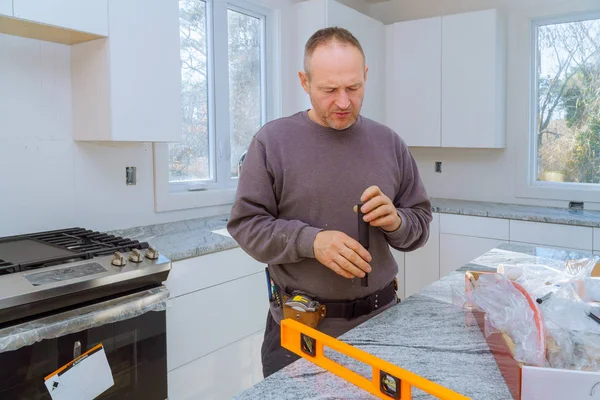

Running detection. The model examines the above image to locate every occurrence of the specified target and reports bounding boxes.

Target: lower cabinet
[440,234,507,277]
[404,213,440,298]
[168,330,264,400]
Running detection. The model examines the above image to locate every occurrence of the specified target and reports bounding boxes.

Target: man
[227,27,432,378]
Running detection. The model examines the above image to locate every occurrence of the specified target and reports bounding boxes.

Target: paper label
[44,343,114,400]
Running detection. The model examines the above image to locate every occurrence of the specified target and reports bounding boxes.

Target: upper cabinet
[0,0,12,17]
[385,9,507,148]
[295,0,386,124]
[71,0,182,142]
[441,9,506,148]
[0,0,107,45]
[385,17,441,147]
[13,0,108,36]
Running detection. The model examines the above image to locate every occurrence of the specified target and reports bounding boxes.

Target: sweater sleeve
[381,137,433,252]
[226,135,322,264]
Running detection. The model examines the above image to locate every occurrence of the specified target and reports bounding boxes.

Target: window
[533,15,600,187]
[169,0,268,191]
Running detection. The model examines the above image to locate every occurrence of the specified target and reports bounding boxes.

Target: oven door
[0,300,167,400]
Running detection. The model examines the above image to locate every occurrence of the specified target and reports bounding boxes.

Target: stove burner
[0,228,149,275]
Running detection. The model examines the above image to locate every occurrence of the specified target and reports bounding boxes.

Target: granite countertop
[232,242,598,400]
[105,198,600,263]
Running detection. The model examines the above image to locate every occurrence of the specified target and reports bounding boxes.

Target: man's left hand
[354,186,401,232]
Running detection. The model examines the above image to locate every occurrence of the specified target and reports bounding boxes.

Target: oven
[0,228,171,400]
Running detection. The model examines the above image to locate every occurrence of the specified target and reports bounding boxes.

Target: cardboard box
[465,268,600,400]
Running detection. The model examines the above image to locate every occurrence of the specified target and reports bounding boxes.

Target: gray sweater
[227,111,432,330]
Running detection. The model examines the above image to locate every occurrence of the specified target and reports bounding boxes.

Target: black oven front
[0,307,167,400]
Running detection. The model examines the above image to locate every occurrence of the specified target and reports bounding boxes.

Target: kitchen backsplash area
[0,33,230,237]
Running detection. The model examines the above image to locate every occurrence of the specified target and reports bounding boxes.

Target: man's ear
[364,65,369,83]
[298,71,310,94]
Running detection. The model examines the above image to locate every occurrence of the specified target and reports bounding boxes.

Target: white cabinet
[594,228,599,252]
[440,234,507,277]
[168,330,264,400]
[385,17,441,146]
[0,0,11,16]
[71,0,182,142]
[440,214,509,240]
[295,0,385,124]
[404,213,440,298]
[384,9,506,148]
[13,0,108,35]
[441,9,506,148]
[167,271,268,372]
[390,247,405,300]
[509,220,594,251]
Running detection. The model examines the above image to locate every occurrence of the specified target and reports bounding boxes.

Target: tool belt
[278,278,399,328]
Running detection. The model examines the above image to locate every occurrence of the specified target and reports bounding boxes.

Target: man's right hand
[313,231,372,279]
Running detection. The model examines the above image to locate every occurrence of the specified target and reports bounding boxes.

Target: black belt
[277,279,399,320]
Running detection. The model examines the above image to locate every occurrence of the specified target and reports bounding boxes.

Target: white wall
[0,0,298,237]
[370,0,600,210]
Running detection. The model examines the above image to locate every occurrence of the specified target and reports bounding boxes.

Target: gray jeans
[260,311,300,378]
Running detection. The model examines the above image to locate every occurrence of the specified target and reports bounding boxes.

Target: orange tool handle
[281,319,471,400]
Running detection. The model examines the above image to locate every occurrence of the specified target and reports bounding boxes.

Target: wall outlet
[435,161,442,173]
[126,166,137,185]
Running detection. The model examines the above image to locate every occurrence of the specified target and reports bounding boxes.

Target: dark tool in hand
[357,203,370,287]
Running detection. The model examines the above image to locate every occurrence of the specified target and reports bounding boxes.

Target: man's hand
[314,231,372,279]
[355,186,402,232]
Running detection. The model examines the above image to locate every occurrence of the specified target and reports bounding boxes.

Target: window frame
[153,0,281,212]
[515,8,600,203]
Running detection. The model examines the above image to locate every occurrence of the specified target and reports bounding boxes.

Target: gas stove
[0,227,171,326]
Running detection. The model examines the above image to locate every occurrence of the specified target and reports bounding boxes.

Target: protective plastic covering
[0,286,169,354]
[455,255,600,371]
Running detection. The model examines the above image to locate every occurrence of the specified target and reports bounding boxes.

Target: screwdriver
[357,203,369,287]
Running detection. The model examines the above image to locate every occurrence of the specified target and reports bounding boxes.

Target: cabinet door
[13,0,108,35]
[326,0,385,124]
[405,213,439,298]
[107,0,181,142]
[0,0,11,16]
[167,271,268,372]
[440,234,507,277]
[594,228,599,252]
[386,18,441,146]
[389,247,405,300]
[441,9,505,148]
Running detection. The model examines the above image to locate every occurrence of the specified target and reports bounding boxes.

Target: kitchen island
[233,242,598,400]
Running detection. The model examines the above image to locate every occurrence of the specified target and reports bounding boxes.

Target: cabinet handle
[73,341,82,359]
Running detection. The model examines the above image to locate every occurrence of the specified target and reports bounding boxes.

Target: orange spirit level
[281,319,470,400]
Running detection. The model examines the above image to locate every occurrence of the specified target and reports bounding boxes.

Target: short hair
[303,27,365,79]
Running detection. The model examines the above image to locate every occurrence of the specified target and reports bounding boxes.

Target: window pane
[536,18,600,185]
[228,9,263,178]
[170,0,209,183]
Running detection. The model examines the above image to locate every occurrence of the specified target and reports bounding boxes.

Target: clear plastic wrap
[457,254,600,372]
[0,286,169,353]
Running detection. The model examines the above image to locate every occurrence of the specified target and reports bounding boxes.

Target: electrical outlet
[435,161,442,173]
[126,166,137,185]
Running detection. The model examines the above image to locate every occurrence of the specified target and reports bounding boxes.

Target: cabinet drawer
[439,214,509,240]
[166,248,265,298]
[405,213,440,298]
[167,272,268,372]
[594,228,600,252]
[440,234,506,277]
[510,220,593,251]
[168,330,264,400]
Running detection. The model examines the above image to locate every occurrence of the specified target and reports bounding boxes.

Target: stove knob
[129,248,143,263]
[145,246,159,260]
[111,251,127,267]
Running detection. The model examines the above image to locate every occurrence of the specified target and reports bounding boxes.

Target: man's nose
[335,90,350,110]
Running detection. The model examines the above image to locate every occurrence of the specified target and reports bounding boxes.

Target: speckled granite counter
[232,242,598,400]
[104,198,600,263]
[106,214,237,262]
[432,198,600,228]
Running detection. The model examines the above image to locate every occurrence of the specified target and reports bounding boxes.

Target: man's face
[299,42,368,130]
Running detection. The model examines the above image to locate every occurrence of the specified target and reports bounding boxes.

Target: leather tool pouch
[282,294,327,329]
